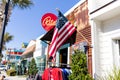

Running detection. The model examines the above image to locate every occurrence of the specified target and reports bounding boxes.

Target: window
[118,40,120,56]
[113,40,120,67]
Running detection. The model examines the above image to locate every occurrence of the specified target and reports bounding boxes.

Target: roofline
[64,0,86,16]
[90,0,117,14]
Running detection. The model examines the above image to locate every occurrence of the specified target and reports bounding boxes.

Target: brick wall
[66,0,92,75]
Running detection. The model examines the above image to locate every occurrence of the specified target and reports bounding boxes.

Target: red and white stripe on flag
[49,21,76,60]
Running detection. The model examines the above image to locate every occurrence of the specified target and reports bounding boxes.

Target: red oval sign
[41,13,57,31]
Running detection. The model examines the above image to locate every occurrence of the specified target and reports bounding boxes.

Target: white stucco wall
[33,35,48,58]
[88,0,120,78]
[102,15,120,66]
[92,14,120,78]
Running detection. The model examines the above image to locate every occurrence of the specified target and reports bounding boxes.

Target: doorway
[59,48,68,67]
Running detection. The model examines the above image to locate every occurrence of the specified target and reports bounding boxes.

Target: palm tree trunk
[0,0,10,54]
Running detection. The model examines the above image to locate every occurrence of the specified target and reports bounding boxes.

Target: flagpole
[46,41,50,68]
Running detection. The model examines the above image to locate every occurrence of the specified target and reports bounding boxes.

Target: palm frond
[12,0,33,9]
[4,32,14,43]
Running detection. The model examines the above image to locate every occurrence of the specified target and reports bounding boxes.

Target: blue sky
[5,0,80,49]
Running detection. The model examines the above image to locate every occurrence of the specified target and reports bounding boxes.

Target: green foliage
[1,32,14,50]
[10,63,15,69]
[2,0,33,9]
[0,54,3,62]
[6,68,16,76]
[69,50,93,80]
[97,66,120,80]
[28,58,38,76]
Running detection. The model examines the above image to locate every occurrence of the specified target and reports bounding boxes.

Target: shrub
[28,58,38,76]
[69,50,93,80]
[6,69,16,76]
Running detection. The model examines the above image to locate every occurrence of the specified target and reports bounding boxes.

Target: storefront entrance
[59,48,68,67]
[56,43,70,67]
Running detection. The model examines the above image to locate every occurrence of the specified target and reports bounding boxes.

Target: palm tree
[0,0,33,60]
[3,32,13,50]
[2,0,33,9]
[0,32,13,61]
[0,0,33,23]
[0,0,33,49]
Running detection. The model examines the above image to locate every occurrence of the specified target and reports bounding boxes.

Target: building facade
[66,0,92,75]
[5,48,24,64]
[23,0,93,76]
[40,0,92,75]
[22,35,48,75]
[88,0,120,78]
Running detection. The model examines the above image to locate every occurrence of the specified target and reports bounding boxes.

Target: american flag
[49,10,76,60]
